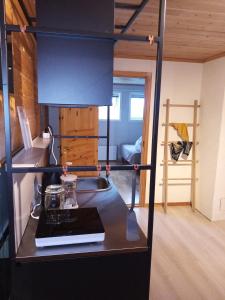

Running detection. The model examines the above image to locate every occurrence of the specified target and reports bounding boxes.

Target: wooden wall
[0,0,39,161]
[60,107,99,177]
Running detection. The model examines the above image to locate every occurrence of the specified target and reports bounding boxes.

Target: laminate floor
[100,161,140,204]
[110,169,139,205]
[135,206,225,300]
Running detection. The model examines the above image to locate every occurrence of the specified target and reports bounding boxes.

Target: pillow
[134,136,142,152]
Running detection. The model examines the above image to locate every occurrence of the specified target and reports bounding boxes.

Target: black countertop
[16,183,148,262]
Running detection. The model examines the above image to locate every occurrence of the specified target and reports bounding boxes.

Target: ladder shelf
[162,99,200,213]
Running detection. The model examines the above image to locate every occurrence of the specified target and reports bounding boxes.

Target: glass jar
[60,174,78,209]
[44,185,65,210]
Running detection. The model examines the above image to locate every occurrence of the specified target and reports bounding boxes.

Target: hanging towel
[169,141,183,161]
[170,123,189,141]
[170,141,193,161]
[182,141,193,156]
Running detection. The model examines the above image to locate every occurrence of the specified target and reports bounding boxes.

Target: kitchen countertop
[16,182,148,262]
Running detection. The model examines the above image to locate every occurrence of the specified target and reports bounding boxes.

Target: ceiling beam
[120,0,149,34]
[115,3,140,10]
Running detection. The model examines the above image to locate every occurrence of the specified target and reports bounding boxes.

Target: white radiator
[98,145,117,161]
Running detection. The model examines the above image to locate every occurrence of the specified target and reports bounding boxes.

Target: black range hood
[36,0,114,106]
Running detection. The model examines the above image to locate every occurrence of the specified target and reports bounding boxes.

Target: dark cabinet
[36,0,114,106]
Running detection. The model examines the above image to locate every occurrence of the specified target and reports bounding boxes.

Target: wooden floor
[110,169,139,205]
[135,206,225,300]
[100,161,140,204]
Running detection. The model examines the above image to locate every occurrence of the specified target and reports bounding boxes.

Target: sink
[76,176,111,193]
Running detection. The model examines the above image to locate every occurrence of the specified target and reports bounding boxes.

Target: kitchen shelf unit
[0,0,166,299]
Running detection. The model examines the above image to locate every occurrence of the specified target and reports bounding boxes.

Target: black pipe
[6,24,153,43]
[115,3,140,10]
[0,224,9,250]
[0,0,16,258]
[147,0,167,293]
[11,164,152,174]
[120,0,149,34]
[115,25,126,30]
[106,106,110,168]
[131,171,137,210]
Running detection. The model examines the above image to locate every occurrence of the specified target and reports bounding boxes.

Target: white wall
[114,58,203,204]
[199,57,225,220]
[13,137,48,250]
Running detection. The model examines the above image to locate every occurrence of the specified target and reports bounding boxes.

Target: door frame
[113,71,152,206]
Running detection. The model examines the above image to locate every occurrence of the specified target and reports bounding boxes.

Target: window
[99,94,121,120]
[130,95,144,120]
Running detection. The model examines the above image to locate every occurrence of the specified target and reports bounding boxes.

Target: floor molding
[143,202,191,207]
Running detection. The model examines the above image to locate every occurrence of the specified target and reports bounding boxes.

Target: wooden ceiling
[114,0,225,62]
[19,0,225,63]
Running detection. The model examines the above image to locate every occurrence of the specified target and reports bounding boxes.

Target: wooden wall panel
[23,0,35,17]
[0,0,39,161]
[60,107,98,177]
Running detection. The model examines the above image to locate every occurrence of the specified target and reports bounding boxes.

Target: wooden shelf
[163,178,199,181]
[163,104,200,108]
[161,142,199,146]
[162,123,200,127]
[162,160,199,163]
[161,99,199,213]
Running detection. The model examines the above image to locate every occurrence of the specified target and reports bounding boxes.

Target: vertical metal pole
[131,171,137,210]
[0,0,16,257]
[40,105,47,133]
[147,0,166,294]
[106,106,110,177]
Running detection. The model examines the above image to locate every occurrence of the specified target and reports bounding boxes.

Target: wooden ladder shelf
[162,99,200,213]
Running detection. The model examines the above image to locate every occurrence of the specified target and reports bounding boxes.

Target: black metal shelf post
[147,0,166,294]
[6,24,156,43]
[0,0,16,258]
[106,105,110,177]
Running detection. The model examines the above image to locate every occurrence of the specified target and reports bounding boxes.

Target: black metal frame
[11,164,152,174]
[6,24,156,43]
[119,0,149,34]
[115,3,140,10]
[0,0,15,258]
[0,0,166,297]
[0,224,9,250]
[106,106,110,175]
[147,1,166,289]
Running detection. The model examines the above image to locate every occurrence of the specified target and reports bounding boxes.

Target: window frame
[129,92,145,121]
[98,92,121,121]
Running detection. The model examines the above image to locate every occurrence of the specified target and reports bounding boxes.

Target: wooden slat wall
[0,0,39,161]
[60,107,99,177]
[22,0,35,17]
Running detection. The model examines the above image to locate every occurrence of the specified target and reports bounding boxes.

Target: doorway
[99,71,152,206]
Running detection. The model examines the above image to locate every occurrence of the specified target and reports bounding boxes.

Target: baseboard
[131,202,191,208]
[143,202,191,207]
